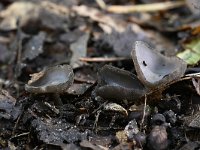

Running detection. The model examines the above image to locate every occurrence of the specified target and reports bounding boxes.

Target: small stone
[125,119,139,140]
[151,113,166,125]
[147,126,168,150]
[164,110,176,125]
[133,132,146,147]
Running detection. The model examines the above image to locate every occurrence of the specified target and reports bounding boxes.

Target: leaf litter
[1,0,200,149]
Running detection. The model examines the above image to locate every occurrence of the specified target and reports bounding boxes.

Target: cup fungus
[25,65,74,106]
[95,65,146,102]
[131,41,187,88]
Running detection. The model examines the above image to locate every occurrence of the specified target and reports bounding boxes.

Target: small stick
[44,102,60,114]
[92,101,108,114]
[185,72,200,78]
[93,110,101,131]
[95,0,106,9]
[106,1,185,14]
[140,94,147,129]
[12,113,22,135]
[15,19,23,78]
[79,57,129,62]
[11,132,30,139]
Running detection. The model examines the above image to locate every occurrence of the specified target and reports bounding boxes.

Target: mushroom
[131,41,187,88]
[95,65,147,102]
[25,65,74,106]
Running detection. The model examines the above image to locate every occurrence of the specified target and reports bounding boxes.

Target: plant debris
[1,0,200,149]
[177,38,200,65]
[22,32,46,61]
[0,89,21,120]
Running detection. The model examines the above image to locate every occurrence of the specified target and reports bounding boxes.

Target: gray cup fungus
[95,65,147,102]
[25,65,74,105]
[95,41,187,103]
[131,41,187,88]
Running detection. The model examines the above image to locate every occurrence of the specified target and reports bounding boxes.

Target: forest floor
[0,0,200,149]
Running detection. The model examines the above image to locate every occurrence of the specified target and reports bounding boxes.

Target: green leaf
[177,39,200,65]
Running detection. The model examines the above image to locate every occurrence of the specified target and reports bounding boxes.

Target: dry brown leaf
[72,5,144,33]
[0,1,70,31]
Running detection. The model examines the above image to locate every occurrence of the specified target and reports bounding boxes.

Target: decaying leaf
[70,32,89,68]
[59,29,85,44]
[61,143,81,150]
[87,136,112,148]
[132,41,187,88]
[186,0,200,14]
[112,142,133,150]
[31,118,89,144]
[0,1,39,30]
[72,5,145,34]
[66,83,92,96]
[192,78,200,96]
[79,140,103,150]
[179,142,200,150]
[184,111,200,129]
[74,67,96,84]
[116,130,128,143]
[0,1,70,31]
[177,39,200,65]
[72,5,126,32]
[0,44,11,63]
[0,89,20,120]
[22,32,46,61]
[95,65,146,102]
[101,27,150,57]
[104,103,128,116]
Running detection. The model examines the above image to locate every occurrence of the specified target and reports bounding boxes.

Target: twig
[11,132,30,139]
[185,72,200,78]
[15,19,23,79]
[79,57,129,62]
[106,1,185,14]
[140,94,147,129]
[12,107,23,135]
[92,101,108,132]
[95,0,106,9]
[93,110,101,131]
[92,101,108,114]
[44,102,60,114]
